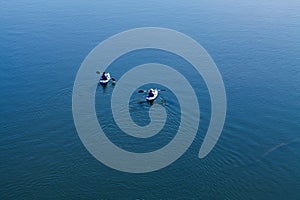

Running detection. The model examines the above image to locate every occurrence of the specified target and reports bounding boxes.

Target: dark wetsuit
[148,91,154,97]
[102,73,107,80]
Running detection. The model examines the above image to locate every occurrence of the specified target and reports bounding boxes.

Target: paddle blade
[138,90,145,93]
[96,71,100,74]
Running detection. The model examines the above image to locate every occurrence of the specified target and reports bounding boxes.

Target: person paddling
[148,89,154,97]
[101,72,107,80]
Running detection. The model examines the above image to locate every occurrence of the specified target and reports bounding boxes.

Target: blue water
[1,0,300,199]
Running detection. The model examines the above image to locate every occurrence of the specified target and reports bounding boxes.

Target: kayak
[99,73,111,85]
[146,89,159,102]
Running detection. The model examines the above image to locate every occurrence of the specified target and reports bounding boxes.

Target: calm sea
[1,0,300,199]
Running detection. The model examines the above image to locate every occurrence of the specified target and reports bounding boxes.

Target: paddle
[138,90,147,93]
[138,89,166,93]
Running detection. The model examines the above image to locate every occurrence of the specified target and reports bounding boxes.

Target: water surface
[1,0,300,199]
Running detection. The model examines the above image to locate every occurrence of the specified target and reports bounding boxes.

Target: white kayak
[99,73,111,85]
[146,89,159,102]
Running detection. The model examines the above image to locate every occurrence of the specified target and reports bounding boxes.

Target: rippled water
[1,0,300,199]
